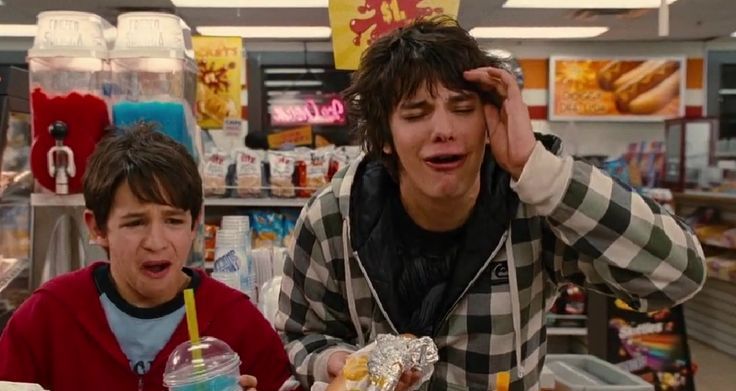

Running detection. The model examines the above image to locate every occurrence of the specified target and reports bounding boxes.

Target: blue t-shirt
[94,264,200,375]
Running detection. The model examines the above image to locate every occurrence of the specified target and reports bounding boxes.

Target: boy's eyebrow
[447,91,477,103]
[400,91,477,109]
[120,212,147,220]
[162,209,187,217]
[399,99,430,110]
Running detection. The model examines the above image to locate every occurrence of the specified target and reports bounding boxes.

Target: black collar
[93,263,201,319]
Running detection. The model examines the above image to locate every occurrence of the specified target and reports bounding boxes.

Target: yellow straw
[496,371,510,391]
[183,289,203,364]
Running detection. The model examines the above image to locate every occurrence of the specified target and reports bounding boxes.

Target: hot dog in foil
[330,334,439,391]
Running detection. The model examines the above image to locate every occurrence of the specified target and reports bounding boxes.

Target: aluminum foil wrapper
[366,335,439,391]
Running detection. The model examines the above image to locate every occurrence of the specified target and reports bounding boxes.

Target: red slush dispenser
[28,11,113,194]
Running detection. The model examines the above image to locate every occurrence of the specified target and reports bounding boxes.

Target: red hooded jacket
[0,262,295,391]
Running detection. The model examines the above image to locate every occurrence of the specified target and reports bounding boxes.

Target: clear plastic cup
[163,336,241,391]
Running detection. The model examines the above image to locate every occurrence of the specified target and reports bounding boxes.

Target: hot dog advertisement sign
[550,57,685,121]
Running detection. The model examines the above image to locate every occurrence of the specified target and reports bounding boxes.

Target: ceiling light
[470,27,608,39]
[503,0,678,8]
[172,0,327,7]
[0,24,37,37]
[732,31,736,37]
[197,26,330,39]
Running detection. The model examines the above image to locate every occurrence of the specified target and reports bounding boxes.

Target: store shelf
[700,238,736,251]
[0,258,29,295]
[673,191,736,209]
[26,193,310,208]
[204,197,309,208]
[716,153,736,160]
[547,327,588,336]
[31,193,85,207]
[684,277,736,358]
[547,314,587,320]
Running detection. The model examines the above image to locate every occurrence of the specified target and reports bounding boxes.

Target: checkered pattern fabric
[275,142,705,391]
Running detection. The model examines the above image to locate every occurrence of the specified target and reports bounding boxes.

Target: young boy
[0,125,297,391]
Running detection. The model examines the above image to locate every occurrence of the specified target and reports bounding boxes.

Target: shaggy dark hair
[83,123,202,231]
[343,16,504,178]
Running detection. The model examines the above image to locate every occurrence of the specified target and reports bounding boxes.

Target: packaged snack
[233,148,264,197]
[250,211,284,248]
[269,152,296,198]
[281,210,299,250]
[328,147,349,181]
[327,334,439,391]
[293,148,311,198]
[204,224,218,263]
[204,150,229,197]
[328,146,362,180]
[306,146,333,196]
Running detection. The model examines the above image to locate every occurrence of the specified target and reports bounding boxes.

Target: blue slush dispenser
[109,12,199,159]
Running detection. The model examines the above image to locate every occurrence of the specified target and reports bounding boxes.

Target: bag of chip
[204,150,229,197]
[233,148,264,198]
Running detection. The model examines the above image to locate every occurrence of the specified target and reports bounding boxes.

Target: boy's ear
[84,210,109,248]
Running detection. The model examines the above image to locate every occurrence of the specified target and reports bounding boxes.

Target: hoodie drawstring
[505,232,525,378]
[343,219,366,347]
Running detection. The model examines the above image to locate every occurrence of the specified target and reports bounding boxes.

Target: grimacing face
[387,83,488,202]
[85,181,195,307]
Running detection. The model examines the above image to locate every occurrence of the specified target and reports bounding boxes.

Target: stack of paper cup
[215,216,255,301]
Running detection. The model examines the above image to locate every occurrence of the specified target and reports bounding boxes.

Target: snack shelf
[715,152,736,160]
[547,327,588,336]
[547,314,587,320]
[700,238,736,250]
[673,190,736,205]
[0,258,29,295]
[31,193,85,207]
[28,193,311,209]
[204,197,309,208]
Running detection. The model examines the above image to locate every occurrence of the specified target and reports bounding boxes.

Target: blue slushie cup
[163,336,241,391]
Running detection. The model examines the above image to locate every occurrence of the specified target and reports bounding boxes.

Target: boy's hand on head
[463,67,536,180]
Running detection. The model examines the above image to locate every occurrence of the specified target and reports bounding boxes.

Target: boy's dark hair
[343,16,505,179]
[83,123,202,231]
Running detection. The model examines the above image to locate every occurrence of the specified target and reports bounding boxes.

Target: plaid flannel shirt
[275,141,706,391]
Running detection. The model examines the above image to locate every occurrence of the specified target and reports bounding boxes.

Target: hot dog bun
[628,70,681,114]
[611,60,663,91]
[614,60,679,113]
[597,61,640,91]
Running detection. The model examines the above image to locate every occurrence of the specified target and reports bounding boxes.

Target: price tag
[223,118,242,137]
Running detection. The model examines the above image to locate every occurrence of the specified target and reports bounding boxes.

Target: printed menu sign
[328,0,460,70]
[550,57,685,121]
[193,36,243,129]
